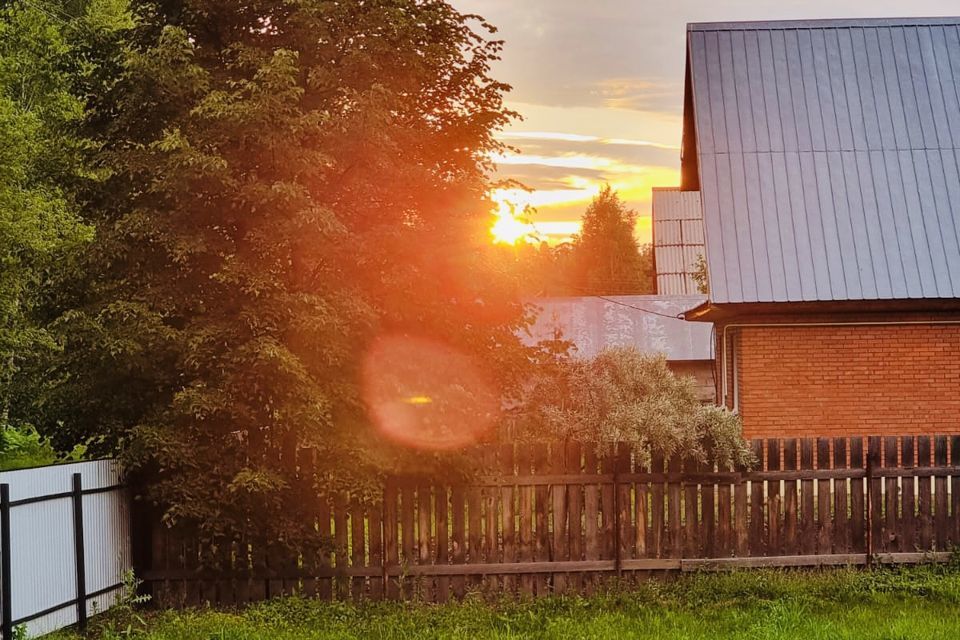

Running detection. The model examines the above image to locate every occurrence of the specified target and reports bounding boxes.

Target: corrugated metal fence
[0,460,130,639]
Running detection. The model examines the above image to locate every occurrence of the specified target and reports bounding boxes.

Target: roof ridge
[688,16,960,32]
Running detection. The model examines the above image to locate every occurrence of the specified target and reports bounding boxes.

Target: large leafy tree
[29,0,540,541]
[0,1,122,425]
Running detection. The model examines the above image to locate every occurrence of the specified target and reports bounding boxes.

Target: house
[672,17,960,438]
[523,295,715,401]
[652,187,705,295]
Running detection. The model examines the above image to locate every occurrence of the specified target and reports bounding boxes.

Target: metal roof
[523,296,713,361]
[687,17,960,303]
[653,188,706,295]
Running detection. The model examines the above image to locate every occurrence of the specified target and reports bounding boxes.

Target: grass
[53,563,960,640]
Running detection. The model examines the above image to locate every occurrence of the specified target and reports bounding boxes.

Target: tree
[570,186,655,295]
[0,1,109,426]
[24,0,543,542]
[514,347,752,469]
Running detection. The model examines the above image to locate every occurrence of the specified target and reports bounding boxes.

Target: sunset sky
[452,0,960,245]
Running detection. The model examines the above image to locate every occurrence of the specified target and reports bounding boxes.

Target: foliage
[48,565,960,640]
[0,423,86,470]
[21,0,547,544]
[692,253,709,294]
[570,186,655,295]
[514,347,752,468]
[0,0,103,423]
[491,193,656,298]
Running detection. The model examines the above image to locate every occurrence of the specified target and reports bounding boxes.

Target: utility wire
[590,295,685,321]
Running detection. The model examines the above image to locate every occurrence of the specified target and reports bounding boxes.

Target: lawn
[55,564,960,640]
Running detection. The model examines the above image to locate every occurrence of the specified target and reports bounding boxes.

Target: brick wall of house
[727,321,960,439]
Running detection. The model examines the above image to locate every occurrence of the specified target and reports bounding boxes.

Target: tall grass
[54,562,960,640]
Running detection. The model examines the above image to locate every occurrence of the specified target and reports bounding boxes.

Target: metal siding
[827,152,864,298]
[936,27,960,147]
[699,154,729,302]
[743,153,772,300]
[923,152,960,293]
[743,30,771,152]
[652,190,706,297]
[758,153,790,300]
[840,152,880,298]
[0,460,130,638]
[681,219,704,243]
[689,32,714,154]
[714,154,743,301]
[729,153,757,301]
[754,32,785,152]
[688,18,960,303]
[704,31,727,154]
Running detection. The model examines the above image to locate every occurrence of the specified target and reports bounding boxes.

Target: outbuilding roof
[522,296,713,361]
[686,17,960,304]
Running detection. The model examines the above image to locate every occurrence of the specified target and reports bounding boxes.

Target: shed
[523,296,715,401]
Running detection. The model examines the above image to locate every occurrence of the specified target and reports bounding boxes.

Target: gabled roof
[685,17,960,304]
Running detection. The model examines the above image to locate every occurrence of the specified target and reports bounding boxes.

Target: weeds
[49,564,960,640]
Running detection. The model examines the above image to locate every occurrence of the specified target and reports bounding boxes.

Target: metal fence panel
[0,460,130,638]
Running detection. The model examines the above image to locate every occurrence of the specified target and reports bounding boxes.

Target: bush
[513,347,753,469]
[0,423,85,470]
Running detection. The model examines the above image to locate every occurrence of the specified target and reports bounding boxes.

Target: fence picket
[799,439,816,555]
[934,436,949,549]
[917,436,933,550]
[832,438,849,553]
[650,451,665,558]
[667,453,683,558]
[683,458,699,557]
[850,438,866,553]
[533,444,551,595]
[500,444,516,595]
[868,437,883,556]
[883,436,899,552]
[566,443,583,592]
[782,439,798,555]
[766,439,782,555]
[901,437,916,552]
[749,440,765,556]
[952,436,960,547]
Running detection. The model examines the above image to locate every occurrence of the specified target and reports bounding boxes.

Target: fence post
[71,474,87,630]
[865,440,877,566]
[1,484,12,640]
[612,459,621,578]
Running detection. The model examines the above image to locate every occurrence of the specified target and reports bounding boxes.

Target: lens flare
[361,335,500,450]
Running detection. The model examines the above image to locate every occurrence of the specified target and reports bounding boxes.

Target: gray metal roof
[523,296,713,361]
[687,17,960,303]
[653,188,706,295]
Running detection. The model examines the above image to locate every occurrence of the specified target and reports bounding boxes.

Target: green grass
[55,564,960,640]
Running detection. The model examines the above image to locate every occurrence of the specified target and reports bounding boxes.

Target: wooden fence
[142,435,960,605]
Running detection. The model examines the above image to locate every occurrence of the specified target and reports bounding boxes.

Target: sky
[452,0,960,244]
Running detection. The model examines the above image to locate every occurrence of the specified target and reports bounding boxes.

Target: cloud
[594,77,683,112]
[496,130,678,150]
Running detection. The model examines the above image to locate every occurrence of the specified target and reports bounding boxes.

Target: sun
[490,196,535,245]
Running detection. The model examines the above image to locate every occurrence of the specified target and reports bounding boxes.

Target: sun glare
[490,197,535,245]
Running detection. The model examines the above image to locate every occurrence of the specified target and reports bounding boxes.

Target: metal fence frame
[0,460,129,639]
